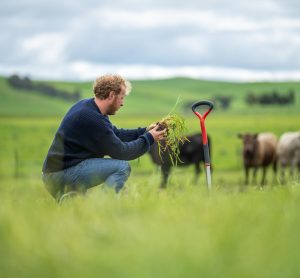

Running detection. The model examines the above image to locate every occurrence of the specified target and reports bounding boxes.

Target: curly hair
[93,74,132,99]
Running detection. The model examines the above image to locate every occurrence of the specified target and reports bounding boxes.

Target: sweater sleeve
[112,126,147,142]
[87,116,154,160]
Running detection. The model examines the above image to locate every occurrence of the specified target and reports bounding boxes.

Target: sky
[0,0,300,81]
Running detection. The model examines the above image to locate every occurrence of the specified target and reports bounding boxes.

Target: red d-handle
[191,100,214,145]
[192,100,214,121]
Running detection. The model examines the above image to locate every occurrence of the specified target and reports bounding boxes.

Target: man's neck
[94,97,109,115]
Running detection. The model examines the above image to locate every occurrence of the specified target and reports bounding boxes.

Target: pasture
[0,77,300,277]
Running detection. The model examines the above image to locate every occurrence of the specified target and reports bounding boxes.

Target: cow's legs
[194,163,201,184]
[291,156,297,178]
[253,167,258,184]
[261,166,267,186]
[245,166,249,185]
[280,161,286,184]
[161,165,170,188]
[272,159,278,184]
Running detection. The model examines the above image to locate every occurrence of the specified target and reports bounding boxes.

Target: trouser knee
[119,161,131,177]
[112,161,131,192]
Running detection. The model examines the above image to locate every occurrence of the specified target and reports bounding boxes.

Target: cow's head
[237,133,258,159]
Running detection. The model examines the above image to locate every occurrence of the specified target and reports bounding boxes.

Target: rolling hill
[0,76,299,117]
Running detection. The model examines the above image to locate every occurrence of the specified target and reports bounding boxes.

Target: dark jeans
[42,158,131,200]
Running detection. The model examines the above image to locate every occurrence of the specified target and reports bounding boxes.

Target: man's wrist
[141,132,154,145]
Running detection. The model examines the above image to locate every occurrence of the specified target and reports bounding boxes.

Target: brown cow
[237,132,277,185]
[149,133,211,188]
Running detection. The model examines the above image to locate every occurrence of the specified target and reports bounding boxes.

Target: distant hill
[0,76,299,117]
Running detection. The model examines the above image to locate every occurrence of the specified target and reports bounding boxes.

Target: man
[42,74,166,202]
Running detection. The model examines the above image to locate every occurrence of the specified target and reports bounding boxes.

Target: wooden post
[14,149,19,179]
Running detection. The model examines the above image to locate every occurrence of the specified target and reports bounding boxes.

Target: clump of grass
[156,97,189,165]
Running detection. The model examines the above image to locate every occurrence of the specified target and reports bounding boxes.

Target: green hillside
[0,76,299,117]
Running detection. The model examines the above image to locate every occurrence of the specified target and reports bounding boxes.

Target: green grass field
[0,76,300,277]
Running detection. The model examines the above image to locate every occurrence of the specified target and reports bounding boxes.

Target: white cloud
[88,9,258,32]
[68,63,300,81]
[86,7,300,32]
[21,33,67,64]
[2,62,299,82]
[0,0,300,81]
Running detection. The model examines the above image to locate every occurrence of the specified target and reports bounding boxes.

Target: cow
[237,132,277,186]
[148,133,211,188]
[277,132,300,183]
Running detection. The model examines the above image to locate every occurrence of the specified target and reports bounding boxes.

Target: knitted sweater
[42,98,154,173]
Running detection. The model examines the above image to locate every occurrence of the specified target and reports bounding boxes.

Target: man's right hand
[148,125,167,142]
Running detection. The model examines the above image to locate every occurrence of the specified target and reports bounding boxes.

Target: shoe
[58,191,78,204]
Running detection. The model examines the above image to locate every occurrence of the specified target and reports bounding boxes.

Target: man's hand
[146,122,158,131]
[148,125,167,142]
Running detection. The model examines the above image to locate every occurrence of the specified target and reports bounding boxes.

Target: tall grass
[1,174,300,278]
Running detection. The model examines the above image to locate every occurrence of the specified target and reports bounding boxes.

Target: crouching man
[42,74,165,202]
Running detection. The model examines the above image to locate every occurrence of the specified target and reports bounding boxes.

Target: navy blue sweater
[43,98,154,173]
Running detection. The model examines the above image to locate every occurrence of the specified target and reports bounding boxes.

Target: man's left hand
[146,122,158,131]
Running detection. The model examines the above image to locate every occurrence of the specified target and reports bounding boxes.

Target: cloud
[21,33,67,64]
[0,0,299,81]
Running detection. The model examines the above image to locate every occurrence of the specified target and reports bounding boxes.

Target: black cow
[148,133,212,188]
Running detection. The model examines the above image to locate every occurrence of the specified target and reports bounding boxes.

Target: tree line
[182,89,296,113]
[246,90,295,105]
[7,75,81,102]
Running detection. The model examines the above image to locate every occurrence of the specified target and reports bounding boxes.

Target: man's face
[107,85,126,115]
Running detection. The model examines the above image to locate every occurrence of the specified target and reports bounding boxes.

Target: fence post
[14,149,19,179]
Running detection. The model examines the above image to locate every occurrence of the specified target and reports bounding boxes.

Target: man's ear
[108,91,115,99]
